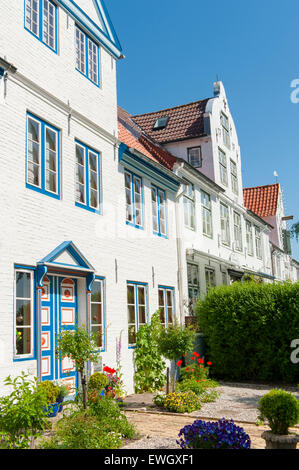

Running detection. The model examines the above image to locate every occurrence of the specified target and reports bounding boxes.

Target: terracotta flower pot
[261,431,299,449]
[106,390,116,398]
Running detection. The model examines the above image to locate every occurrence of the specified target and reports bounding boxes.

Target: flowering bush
[177,418,251,449]
[179,360,218,389]
[164,391,201,413]
[103,366,124,398]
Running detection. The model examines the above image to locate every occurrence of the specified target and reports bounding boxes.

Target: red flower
[207,362,212,366]
[185,367,189,371]
[198,358,204,364]
[193,351,200,357]
[176,360,183,367]
[191,357,195,361]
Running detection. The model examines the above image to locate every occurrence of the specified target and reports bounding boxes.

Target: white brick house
[0,1,181,395]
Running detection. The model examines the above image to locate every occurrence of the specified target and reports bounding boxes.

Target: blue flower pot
[43,402,59,418]
[100,389,105,397]
[57,398,63,412]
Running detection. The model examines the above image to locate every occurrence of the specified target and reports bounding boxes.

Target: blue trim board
[57,0,122,59]
[39,241,95,271]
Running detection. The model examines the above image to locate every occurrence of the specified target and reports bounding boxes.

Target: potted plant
[258,389,299,449]
[38,381,60,418]
[55,382,69,412]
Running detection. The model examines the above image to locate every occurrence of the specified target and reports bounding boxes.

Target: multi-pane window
[233,212,243,251]
[205,268,216,293]
[127,283,147,346]
[183,184,195,230]
[25,0,57,52]
[187,263,200,310]
[15,270,33,357]
[90,279,104,349]
[221,112,230,149]
[230,160,239,195]
[187,147,202,168]
[219,148,228,186]
[255,226,262,259]
[220,203,230,245]
[75,26,99,86]
[75,141,100,212]
[158,287,175,328]
[246,221,254,256]
[152,186,167,237]
[201,191,212,237]
[26,113,60,198]
[125,171,143,228]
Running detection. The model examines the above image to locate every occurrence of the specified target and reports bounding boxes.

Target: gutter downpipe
[175,163,188,326]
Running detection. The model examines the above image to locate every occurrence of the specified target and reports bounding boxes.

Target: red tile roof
[132,98,210,144]
[243,184,280,218]
[118,106,177,170]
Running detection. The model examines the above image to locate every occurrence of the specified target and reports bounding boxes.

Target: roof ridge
[132,97,212,118]
[243,183,280,191]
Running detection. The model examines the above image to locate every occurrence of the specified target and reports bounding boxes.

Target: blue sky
[107,0,299,260]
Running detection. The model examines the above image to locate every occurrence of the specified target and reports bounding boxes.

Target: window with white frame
[233,212,243,251]
[127,283,147,346]
[75,141,100,212]
[158,287,174,328]
[15,270,34,357]
[183,183,195,230]
[219,148,228,186]
[187,147,202,168]
[75,25,99,86]
[246,221,254,256]
[152,186,167,237]
[205,268,216,293]
[125,171,143,228]
[201,191,212,237]
[220,203,230,245]
[25,0,57,52]
[230,160,239,195]
[255,226,262,259]
[26,113,60,198]
[221,112,230,149]
[90,279,104,349]
[187,263,200,309]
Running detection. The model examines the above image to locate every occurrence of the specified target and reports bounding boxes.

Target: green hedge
[195,281,299,383]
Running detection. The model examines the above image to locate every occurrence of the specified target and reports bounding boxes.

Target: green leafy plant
[0,373,50,449]
[258,389,299,435]
[40,396,136,449]
[176,378,205,396]
[134,311,166,393]
[88,372,108,391]
[37,380,59,404]
[164,391,201,413]
[153,392,166,408]
[158,321,196,391]
[56,326,101,409]
[195,281,299,383]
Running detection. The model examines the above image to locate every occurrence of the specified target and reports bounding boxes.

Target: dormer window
[153,116,169,130]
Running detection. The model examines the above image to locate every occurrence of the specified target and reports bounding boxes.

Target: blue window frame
[152,185,167,238]
[158,286,175,328]
[14,266,36,361]
[90,277,106,351]
[75,25,100,86]
[75,140,101,214]
[26,113,61,199]
[124,170,144,229]
[127,282,148,347]
[24,0,58,53]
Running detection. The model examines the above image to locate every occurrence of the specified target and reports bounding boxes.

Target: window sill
[126,221,144,230]
[75,201,101,214]
[13,355,35,362]
[26,183,60,200]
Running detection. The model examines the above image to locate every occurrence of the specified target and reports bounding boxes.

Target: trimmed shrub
[195,281,299,383]
[258,389,299,434]
[88,372,108,391]
[38,380,59,404]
